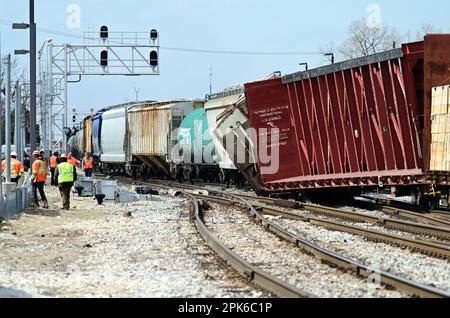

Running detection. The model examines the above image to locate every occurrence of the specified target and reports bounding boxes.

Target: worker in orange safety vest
[50,152,60,186]
[68,153,80,167]
[31,150,49,209]
[83,152,94,177]
[1,151,25,184]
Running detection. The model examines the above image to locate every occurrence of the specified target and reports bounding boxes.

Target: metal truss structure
[38,30,160,151]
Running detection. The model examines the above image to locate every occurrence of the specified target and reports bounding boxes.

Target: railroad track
[231,194,450,241]
[187,193,312,298]
[354,197,450,228]
[114,178,310,297]
[123,179,450,241]
[120,179,450,298]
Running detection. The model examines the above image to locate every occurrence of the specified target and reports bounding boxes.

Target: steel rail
[194,194,450,259]
[183,192,313,298]
[127,180,450,239]
[356,196,450,228]
[127,179,450,298]
[234,194,450,240]
[191,193,450,298]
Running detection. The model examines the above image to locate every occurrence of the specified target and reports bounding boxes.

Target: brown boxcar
[241,35,450,205]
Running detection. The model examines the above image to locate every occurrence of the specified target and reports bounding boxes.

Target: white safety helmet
[11,151,17,157]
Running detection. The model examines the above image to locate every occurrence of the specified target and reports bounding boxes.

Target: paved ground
[0,184,266,298]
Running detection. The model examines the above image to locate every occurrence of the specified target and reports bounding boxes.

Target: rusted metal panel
[83,117,93,154]
[129,107,171,156]
[243,37,450,192]
[128,101,201,157]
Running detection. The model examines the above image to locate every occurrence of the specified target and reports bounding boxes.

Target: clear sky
[1,0,450,114]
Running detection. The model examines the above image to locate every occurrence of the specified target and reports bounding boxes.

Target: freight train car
[127,100,203,178]
[68,127,84,159]
[204,87,246,185]
[83,116,93,156]
[174,108,220,182]
[100,105,130,175]
[92,113,103,160]
[219,35,450,208]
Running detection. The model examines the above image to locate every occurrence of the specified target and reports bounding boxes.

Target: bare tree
[323,19,440,62]
[335,18,403,59]
[415,23,441,40]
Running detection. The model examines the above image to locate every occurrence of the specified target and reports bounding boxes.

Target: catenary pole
[29,0,37,160]
[5,54,11,183]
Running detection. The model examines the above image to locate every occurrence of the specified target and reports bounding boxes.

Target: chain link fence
[0,177,33,220]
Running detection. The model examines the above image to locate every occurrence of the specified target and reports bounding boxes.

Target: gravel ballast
[0,187,268,298]
[204,203,407,298]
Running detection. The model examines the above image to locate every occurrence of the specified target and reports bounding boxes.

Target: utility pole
[209,66,213,95]
[30,0,37,159]
[15,81,22,162]
[134,86,140,102]
[4,54,11,183]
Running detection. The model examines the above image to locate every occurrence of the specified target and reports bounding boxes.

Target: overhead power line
[0,18,324,56]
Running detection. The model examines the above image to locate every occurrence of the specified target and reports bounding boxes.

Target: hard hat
[11,151,17,157]
[60,153,68,159]
[32,150,40,156]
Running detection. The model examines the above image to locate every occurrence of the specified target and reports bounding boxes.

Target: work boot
[43,201,49,209]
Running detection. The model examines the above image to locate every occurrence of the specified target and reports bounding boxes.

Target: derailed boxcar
[204,88,247,185]
[127,100,203,178]
[223,35,450,207]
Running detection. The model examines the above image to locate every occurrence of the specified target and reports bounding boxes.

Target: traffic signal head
[100,50,108,67]
[150,29,158,41]
[150,51,158,68]
[100,26,109,40]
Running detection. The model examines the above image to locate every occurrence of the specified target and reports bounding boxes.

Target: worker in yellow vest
[55,153,77,210]
[1,151,25,184]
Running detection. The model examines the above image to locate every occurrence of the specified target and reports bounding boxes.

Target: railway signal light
[150,51,158,68]
[150,29,158,42]
[100,25,109,40]
[100,50,108,67]
[72,115,77,123]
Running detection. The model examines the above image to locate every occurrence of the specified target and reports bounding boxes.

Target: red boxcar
[244,35,450,203]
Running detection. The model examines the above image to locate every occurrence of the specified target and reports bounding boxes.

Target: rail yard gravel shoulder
[0,187,268,298]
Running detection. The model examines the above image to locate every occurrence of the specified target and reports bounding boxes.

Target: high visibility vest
[32,160,47,182]
[58,162,74,183]
[50,156,58,168]
[2,159,24,178]
[84,157,94,169]
[12,159,24,178]
[68,157,80,166]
